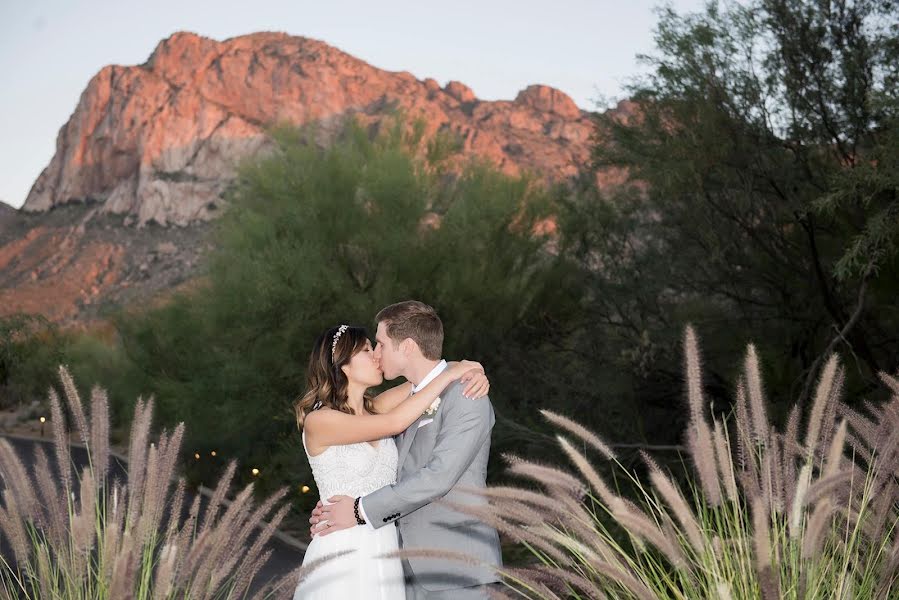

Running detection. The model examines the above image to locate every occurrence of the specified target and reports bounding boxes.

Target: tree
[561,0,899,440]
[0,314,63,409]
[113,117,581,505]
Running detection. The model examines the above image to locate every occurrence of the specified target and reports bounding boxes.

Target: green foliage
[112,117,580,509]
[568,0,899,434]
[0,314,64,409]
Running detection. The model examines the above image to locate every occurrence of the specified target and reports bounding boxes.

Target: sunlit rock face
[23,31,597,227]
[6,31,632,323]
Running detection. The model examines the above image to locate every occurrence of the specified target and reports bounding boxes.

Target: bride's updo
[294,325,377,429]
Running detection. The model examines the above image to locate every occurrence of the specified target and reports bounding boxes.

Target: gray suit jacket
[363,380,503,591]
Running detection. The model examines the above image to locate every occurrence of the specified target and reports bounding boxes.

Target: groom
[311,300,503,598]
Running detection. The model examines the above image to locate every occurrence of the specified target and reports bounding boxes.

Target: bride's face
[342,339,384,387]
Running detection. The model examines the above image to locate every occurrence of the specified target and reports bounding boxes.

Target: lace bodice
[303,432,398,500]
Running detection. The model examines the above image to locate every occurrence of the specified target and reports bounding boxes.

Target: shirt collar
[412,359,447,394]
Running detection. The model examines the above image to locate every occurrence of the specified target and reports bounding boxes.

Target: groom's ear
[400,337,417,357]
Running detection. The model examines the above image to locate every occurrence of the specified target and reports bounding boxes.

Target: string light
[194,453,200,460]
[301,485,310,493]
[39,417,46,423]
[211,450,217,456]
[251,468,259,476]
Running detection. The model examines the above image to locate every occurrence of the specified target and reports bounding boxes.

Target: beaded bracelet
[353,496,366,526]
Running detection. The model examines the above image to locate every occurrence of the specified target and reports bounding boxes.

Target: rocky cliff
[23,31,593,227]
[3,31,603,323]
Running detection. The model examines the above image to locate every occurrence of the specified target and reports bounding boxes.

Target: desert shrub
[0,367,311,599]
[441,328,899,599]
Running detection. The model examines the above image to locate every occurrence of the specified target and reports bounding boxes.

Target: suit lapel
[396,361,449,470]
[397,415,423,468]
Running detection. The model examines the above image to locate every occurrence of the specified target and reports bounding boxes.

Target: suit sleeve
[361,383,494,529]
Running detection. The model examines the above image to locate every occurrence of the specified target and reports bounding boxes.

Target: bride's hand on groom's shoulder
[455,360,490,399]
[309,495,356,537]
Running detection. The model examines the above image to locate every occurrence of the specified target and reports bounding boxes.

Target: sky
[0,0,705,209]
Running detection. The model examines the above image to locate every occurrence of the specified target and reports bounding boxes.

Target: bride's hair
[294,325,377,430]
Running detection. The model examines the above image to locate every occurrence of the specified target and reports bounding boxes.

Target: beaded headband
[331,324,349,359]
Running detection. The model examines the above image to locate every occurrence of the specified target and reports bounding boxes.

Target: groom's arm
[362,383,494,529]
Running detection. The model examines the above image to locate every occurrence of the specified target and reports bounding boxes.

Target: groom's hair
[376,300,443,360]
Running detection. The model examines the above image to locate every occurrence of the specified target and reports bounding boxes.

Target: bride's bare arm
[371,381,414,413]
[304,361,484,449]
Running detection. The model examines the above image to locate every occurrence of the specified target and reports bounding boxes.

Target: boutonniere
[423,396,442,417]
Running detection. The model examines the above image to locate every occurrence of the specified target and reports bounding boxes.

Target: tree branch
[797,261,874,408]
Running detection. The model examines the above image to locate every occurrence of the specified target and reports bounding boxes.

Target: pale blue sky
[0,0,703,209]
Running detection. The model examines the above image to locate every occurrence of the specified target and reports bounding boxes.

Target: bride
[292,324,490,599]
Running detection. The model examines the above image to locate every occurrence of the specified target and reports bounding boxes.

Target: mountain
[0,200,17,234]
[2,31,605,323]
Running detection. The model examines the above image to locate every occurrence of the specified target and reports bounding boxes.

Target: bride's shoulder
[303,406,335,429]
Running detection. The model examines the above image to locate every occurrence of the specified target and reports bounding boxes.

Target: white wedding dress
[293,432,405,599]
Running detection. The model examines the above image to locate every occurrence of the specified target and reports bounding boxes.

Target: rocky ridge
[3,31,608,323]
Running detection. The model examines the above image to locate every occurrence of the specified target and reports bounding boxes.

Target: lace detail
[303,432,398,500]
